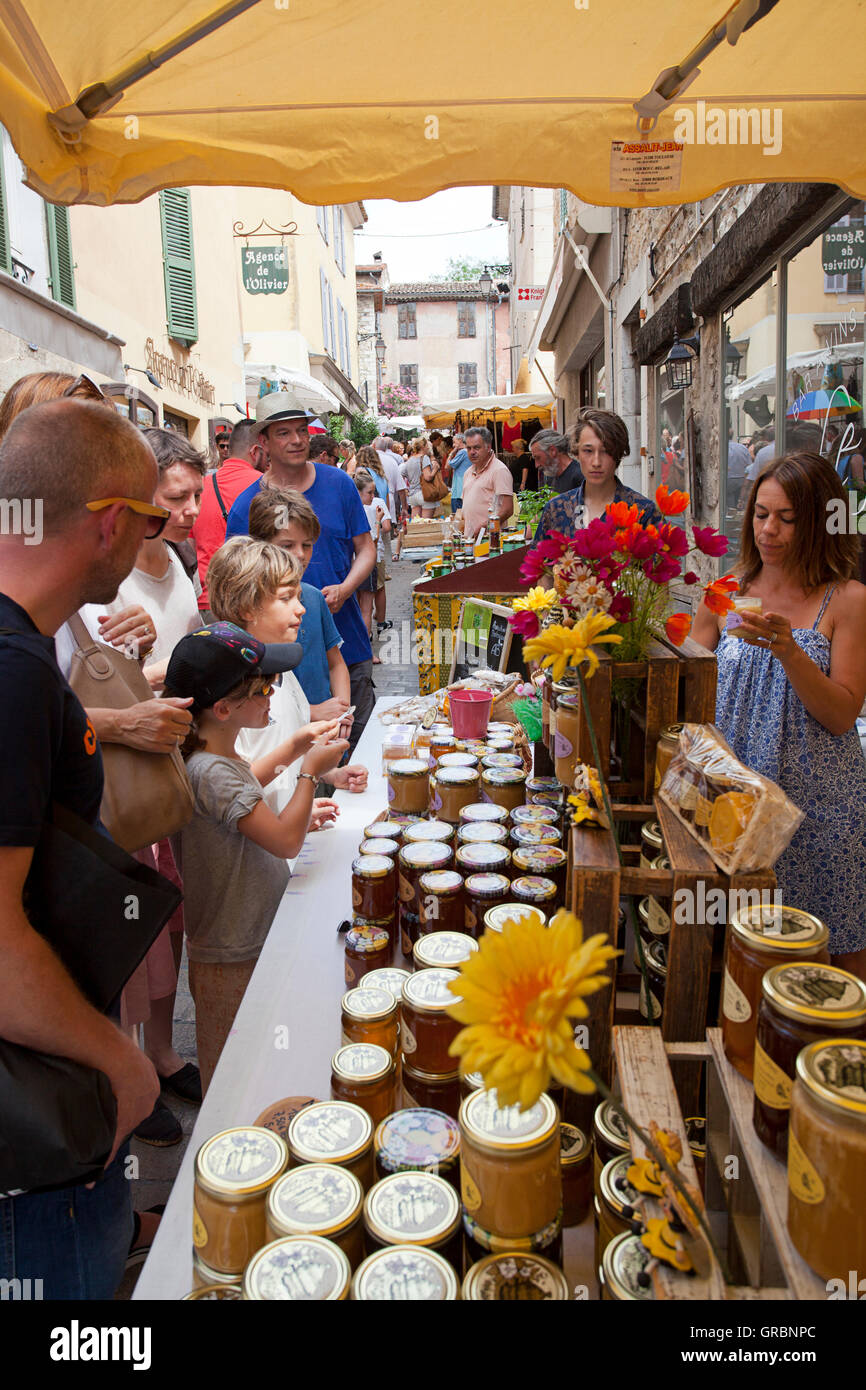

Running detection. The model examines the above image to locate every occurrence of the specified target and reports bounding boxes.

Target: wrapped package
[381,723,417,773]
[659,723,804,873]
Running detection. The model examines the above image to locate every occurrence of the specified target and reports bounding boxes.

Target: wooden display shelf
[570,795,775,1113]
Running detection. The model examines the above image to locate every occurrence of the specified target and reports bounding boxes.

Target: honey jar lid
[510,824,561,847]
[363,820,404,840]
[481,753,524,769]
[359,838,400,858]
[659,722,685,738]
[486,737,515,751]
[462,1070,485,1091]
[437,751,479,768]
[459,802,509,824]
[413,931,478,969]
[288,1101,373,1165]
[351,854,394,879]
[418,869,464,898]
[402,966,461,1013]
[646,939,667,975]
[640,820,663,850]
[599,1154,642,1219]
[481,767,526,785]
[525,777,561,793]
[487,722,514,735]
[374,1109,460,1178]
[637,896,650,924]
[195,1127,288,1200]
[730,903,829,951]
[593,1099,630,1153]
[403,820,454,844]
[192,1249,251,1286]
[456,842,511,871]
[483,902,548,933]
[560,1122,590,1166]
[459,1089,558,1153]
[243,1235,351,1300]
[183,1284,243,1300]
[457,822,509,845]
[651,853,671,871]
[267,1165,364,1239]
[762,963,866,1023]
[351,1245,459,1301]
[511,805,558,825]
[462,1252,569,1301]
[795,1039,866,1116]
[363,1171,460,1246]
[399,841,453,869]
[464,871,512,899]
[433,766,480,785]
[511,874,558,903]
[389,758,429,779]
[513,846,567,872]
[345,924,391,953]
[402,1060,460,1083]
[530,792,563,809]
[360,967,411,998]
[341,985,396,1021]
[601,1231,655,1301]
[331,1043,393,1084]
[253,1095,317,1140]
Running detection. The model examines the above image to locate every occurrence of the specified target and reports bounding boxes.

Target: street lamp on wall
[374,335,386,365]
[664,332,700,391]
[478,268,494,299]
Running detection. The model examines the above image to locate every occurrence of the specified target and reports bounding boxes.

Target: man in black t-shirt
[0,399,165,1298]
[529,429,585,494]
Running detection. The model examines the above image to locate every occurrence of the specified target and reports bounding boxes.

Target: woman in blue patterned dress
[693,452,866,979]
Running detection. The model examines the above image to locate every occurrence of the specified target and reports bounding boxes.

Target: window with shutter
[398,303,416,339]
[458,363,477,398]
[44,204,76,309]
[343,308,352,380]
[327,282,336,359]
[320,267,329,350]
[334,208,345,274]
[457,301,475,338]
[0,157,10,275]
[399,364,418,392]
[159,189,197,346]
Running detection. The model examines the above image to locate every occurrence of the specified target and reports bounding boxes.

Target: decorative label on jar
[352,886,363,910]
[465,907,477,931]
[787,1128,826,1205]
[430,788,443,811]
[461,1167,483,1212]
[638,981,662,1021]
[401,928,413,957]
[345,963,356,985]
[387,783,396,803]
[647,897,671,938]
[398,873,415,904]
[553,731,573,759]
[402,1021,417,1055]
[753,1040,793,1109]
[722,967,752,1023]
[192,1205,208,1249]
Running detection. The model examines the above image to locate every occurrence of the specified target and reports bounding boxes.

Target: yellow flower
[568,793,602,827]
[512,587,558,614]
[446,910,619,1110]
[522,612,621,682]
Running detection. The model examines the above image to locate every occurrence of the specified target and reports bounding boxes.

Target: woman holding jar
[692,451,866,980]
[533,407,659,542]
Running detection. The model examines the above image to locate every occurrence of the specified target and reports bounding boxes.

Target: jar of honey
[511,875,558,915]
[457,821,510,848]
[330,1043,397,1124]
[600,1231,654,1301]
[413,930,478,970]
[429,766,481,823]
[363,819,407,845]
[387,757,432,815]
[402,819,455,849]
[595,1154,643,1269]
[363,1172,462,1271]
[401,1062,462,1120]
[721,904,830,1080]
[459,1089,561,1239]
[525,776,561,799]
[400,967,461,1074]
[455,840,512,882]
[360,966,410,1000]
[481,753,524,770]
[464,872,512,936]
[685,1116,707,1191]
[461,1208,563,1270]
[509,823,562,851]
[540,678,552,750]
[437,751,479,770]
[183,1283,243,1301]
[639,820,663,870]
[483,902,548,934]
[645,853,671,938]
[511,804,559,828]
[351,1245,459,1300]
[593,1100,630,1189]
[351,854,396,922]
[480,767,527,813]
[752,963,866,1157]
[512,846,568,907]
[529,792,565,824]
[787,1038,866,1282]
[459,802,509,826]
[266,1165,365,1270]
[638,939,667,1022]
[635,898,653,957]
[428,732,457,766]
[398,841,454,919]
[399,908,421,960]
[462,1251,569,1300]
[193,1126,289,1276]
[344,923,392,986]
[553,691,581,789]
[560,1122,592,1227]
[191,1250,247,1291]
[417,869,465,934]
[287,1101,374,1191]
[374,1109,461,1186]
[341,985,399,1054]
[654,722,683,790]
[242,1234,351,1300]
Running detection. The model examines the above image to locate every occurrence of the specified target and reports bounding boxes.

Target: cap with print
[255,390,312,436]
[164,621,302,710]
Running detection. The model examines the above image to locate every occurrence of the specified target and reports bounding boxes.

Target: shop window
[163,409,190,436]
[458,362,477,398]
[398,303,416,339]
[159,189,198,347]
[457,302,476,338]
[400,364,418,391]
[721,272,777,565]
[656,366,686,493]
[102,382,159,428]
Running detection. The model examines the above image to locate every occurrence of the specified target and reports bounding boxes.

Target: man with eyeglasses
[0,398,168,1298]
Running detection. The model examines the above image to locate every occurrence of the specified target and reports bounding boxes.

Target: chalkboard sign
[449,598,517,683]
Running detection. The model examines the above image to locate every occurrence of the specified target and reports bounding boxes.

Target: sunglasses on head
[85,496,171,539]
[64,373,111,405]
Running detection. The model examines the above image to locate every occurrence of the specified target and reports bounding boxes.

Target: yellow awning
[1,0,864,208]
[423,393,553,428]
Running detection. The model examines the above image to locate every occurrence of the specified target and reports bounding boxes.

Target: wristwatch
[297,771,316,786]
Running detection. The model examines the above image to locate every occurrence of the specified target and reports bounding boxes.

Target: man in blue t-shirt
[226,391,376,747]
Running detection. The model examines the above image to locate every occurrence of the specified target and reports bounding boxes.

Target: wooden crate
[565,634,716,802]
[570,795,775,1113]
[613,1027,821,1299]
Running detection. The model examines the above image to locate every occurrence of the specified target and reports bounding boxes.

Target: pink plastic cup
[449,689,493,740]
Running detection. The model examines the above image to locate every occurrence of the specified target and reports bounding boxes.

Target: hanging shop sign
[822,219,865,276]
[241,245,290,295]
[144,339,216,405]
[515,287,545,303]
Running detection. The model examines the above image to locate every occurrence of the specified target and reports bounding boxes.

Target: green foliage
[515,486,555,528]
[327,414,346,441]
[429,257,511,283]
[348,412,380,449]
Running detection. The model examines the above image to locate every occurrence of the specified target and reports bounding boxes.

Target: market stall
[422,392,554,454]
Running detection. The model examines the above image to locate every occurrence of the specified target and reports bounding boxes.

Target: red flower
[572,518,616,561]
[692,526,729,558]
[625,526,661,560]
[665,612,692,646]
[644,553,682,584]
[683,570,700,585]
[657,522,689,557]
[606,501,640,528]
[510,609,541,640]
[609,592,633,623]
[520,549,551,584]
[655,485,690,515]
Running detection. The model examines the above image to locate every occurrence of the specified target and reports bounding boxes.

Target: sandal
[126,1204,166,1270]
[377,620,393,633]
[160,1062,203,1105]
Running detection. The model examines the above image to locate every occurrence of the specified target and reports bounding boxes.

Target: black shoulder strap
[211,470,229,521]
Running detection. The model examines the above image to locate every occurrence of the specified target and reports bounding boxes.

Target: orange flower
[606,501,639,528]
[665,612,692,646]
[703,573,739,616]
[655,485,690,515]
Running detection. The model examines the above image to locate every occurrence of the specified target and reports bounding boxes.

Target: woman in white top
[402,438,427,518]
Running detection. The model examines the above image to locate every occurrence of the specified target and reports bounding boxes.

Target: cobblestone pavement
[118,550,422,1296]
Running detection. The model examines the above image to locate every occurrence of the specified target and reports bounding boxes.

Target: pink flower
[683,570,700,585]
[657,523,689,557]
[609,592,633,622]
[510,609,541,640]
[626,527,661,560]
[572,518,616,562]
[692,526,729,558]
[643,553,682,584]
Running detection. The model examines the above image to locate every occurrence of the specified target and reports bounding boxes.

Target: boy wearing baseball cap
[165,620,348,1090]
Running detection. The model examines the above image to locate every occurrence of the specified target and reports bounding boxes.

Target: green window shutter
[159,189,198,346]
[45,203,76,308]
[0,158,10,275]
